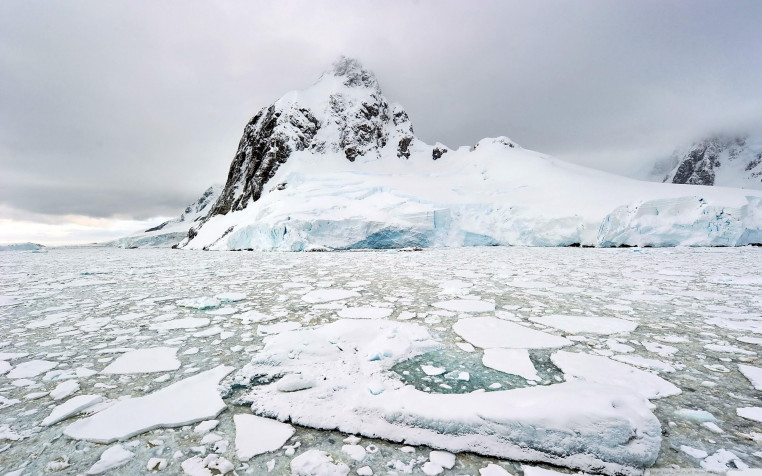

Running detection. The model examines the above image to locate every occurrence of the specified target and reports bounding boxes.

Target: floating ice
[302,289,359,303]
[101,347,181,374]
[528,315,637,335]
[234,414,294,461]
[432,299,495,313]
[611,355,676,373]
[453,317,572,349]
[176,297,220,310]
[738,364,762,390]
[7,360,58,379]
[215,292,246,302]
[421,365,446,376]
[552,351,680,399]
[290,449,350,476]
[236,320,662,475]
[86,445,134,475]
[41,395,104,426]
[338,306,393,319]
[149,317,210,331]
[258,322,301,335]
[482,348,539,381]
[64,365,234,443]
[50,380,80,400]
[737,407,762,423]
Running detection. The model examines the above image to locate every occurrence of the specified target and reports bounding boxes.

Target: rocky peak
[654,134,762,188]
[202,57,418,220]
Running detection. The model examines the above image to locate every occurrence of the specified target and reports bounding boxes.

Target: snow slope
[110,185,221,248]
[179,59,762,250]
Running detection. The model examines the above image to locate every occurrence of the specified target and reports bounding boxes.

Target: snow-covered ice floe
[235,319,662,475]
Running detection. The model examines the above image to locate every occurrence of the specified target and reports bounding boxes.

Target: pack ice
[176,58,762,251]
[235,319,662,475]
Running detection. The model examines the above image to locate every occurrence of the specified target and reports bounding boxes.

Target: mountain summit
[178,58,762,250]
[204,57,420,222]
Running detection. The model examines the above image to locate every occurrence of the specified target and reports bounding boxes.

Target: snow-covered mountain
[179,58,762,250]
[112,185,221,248]
[647,135,762,189]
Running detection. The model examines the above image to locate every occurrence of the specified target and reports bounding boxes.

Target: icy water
[0,247,761,475]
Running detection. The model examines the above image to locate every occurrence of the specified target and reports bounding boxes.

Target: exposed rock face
[651,135,762,189]
[203,57,419,223]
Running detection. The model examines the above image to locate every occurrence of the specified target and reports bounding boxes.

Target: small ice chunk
[176,297,220,310]
[737,407,762,423]
[483,348,539,381]
[50,380,80,400]
[456,342,475,352]
[454,317,571,349]
[523,466,581,476]
[341,444,367,461]
[302,289,359,304]
[703,422,724,433]
[290,449,350,476]
[194,420,219,434]
[705,344,756,355]
[64,366,234,443]
[150,318,210,331]
[234,414,294,460]
[528,315,637,335]
[86,445,134,475]
[433,299,495,313]
[146,458,167,471]
[421,461,444,475]
[675,409,715,422]
[101,347,181,374]
[680,445,708,459]
[215,292,246,302]
[7,360,57,379]
[738,364,762,390]
[606,339,634,353]
[421,365,446,376]
[338,307,393,319]
[479,463,512,475]
[41,395,104,426]
[357,466,373,476]
[701,449,748,471]
[429,450,455,469]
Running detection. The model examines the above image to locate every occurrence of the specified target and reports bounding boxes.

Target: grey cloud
[1,0,761,219]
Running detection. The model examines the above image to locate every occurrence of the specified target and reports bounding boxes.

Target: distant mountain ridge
[648,135,762,189]
[110,185,221,248]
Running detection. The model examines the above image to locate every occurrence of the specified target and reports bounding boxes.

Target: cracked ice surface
[0,247,761,474]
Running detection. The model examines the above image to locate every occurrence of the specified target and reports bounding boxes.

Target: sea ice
[528,315,637,335]
[176,297,221,310]
[86,445,134,475]
[236,320,662,475]
[233,414,294,460]
[482,348,539,381]
[290,450,350,476]
[453,317,572,349]
[337,306,393,319]
[302,289,359,303]
[50,380,80,400]
[737,407,762,423]
[101,347,181,374]
[149,317,210,331]
[41,395,104,426]
[738,364,762,390]
[552,351,680,399]
[64,365,234,442]
[7,360,57,379]
[432,299,495,313]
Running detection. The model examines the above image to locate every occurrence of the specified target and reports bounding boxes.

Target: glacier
[176,59,762,251]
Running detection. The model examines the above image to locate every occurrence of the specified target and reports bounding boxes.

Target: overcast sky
[2,0,761,245]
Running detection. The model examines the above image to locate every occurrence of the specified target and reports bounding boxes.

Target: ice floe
[453,317,572,349]
[234,413,294,460]
[528,315,637,335]
[65,365,233,442]
[101,347,181,374]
